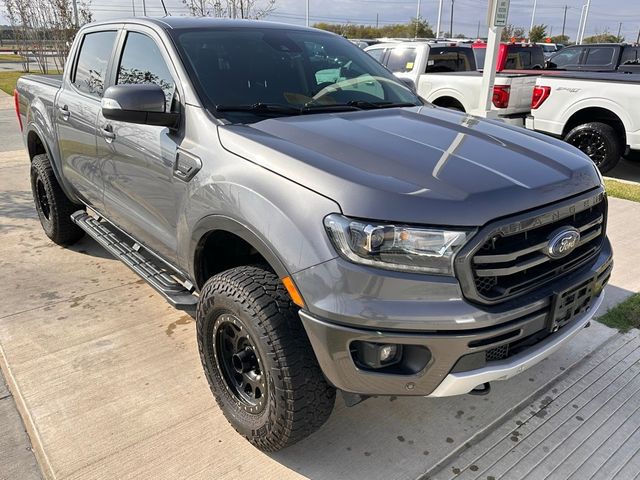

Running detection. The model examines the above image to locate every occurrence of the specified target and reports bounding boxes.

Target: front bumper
[429,293,603,397]
[299,248,612,397]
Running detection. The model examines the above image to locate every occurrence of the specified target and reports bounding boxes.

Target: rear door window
[584,47,616,67]
[386,47,417,73]
[72,31,118,98]
[621,47,640,66]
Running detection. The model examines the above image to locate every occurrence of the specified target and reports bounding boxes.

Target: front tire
[30,154,84,245]
[196,266,336,451]
[564,122,622,174]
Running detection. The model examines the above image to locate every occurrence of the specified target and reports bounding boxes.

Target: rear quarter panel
[16,76,72,195]
[532,77,640,144]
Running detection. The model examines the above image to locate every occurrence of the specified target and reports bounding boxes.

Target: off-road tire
[30,154,84,245]
[196,265,336,451]
[564,122,622,174]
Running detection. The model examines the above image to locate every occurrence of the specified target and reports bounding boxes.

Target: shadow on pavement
[608,157,640,183]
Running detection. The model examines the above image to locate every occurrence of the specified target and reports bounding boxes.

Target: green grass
[605,179,640,203]
[0,70,61,95]
[0,53,23,62]
[598,293,640,332]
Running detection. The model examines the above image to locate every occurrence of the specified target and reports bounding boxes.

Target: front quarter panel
[177,109,341,281]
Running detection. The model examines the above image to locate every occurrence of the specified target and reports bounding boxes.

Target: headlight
[324,214,474,275]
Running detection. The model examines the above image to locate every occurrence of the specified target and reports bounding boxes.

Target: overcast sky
[2,0,639,42]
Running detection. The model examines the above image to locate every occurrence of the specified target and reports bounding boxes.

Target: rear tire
[196,265,336,451]
[30,154,84,245]
[564,122,622,174]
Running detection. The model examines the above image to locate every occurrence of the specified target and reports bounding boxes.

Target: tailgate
[505,76,537,113]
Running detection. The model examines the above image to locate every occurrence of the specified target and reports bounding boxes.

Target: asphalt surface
[0,89,639,480]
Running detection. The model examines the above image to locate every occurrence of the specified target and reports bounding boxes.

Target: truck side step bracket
[71,211,197,309]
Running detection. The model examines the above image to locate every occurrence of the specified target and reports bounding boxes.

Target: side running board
[71,211,197,309]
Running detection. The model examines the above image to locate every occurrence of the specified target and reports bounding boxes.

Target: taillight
[492,85,511,109]
[531,86,551,110]
[13,89,23,132]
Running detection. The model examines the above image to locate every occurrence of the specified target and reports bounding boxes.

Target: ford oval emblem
[546,228,581,259]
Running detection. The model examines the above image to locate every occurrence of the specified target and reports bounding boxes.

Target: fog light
[353,341,402,369]
[380,345,397,363]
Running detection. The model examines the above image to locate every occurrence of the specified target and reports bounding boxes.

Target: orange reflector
[282,276,305,308]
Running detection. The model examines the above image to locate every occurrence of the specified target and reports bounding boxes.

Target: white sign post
[472,0,510,118]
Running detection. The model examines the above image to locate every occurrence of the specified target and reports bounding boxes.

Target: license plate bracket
[549,277,596,332]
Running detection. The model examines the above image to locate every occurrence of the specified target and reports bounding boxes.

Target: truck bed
[21,74,63,88]
[535,71,640,84]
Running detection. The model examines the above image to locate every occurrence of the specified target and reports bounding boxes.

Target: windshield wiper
[216,103,302,115]
[344,101,421,109]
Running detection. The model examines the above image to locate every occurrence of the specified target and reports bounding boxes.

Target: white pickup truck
[365,42,539,125]
[526,71,640,173]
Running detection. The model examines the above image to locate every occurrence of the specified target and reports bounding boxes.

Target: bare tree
[1,0,92,73]
[182,0,276,19]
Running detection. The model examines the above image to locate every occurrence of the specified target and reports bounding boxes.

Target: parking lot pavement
[0,107,639,479]
[607,158,640,184]
[428,330,640,480]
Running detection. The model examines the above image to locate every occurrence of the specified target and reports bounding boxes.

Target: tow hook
[468,382,491,396]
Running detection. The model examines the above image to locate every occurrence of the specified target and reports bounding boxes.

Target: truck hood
[218,106,601,226]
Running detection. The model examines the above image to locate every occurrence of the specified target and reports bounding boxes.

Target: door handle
[101,125,116,143]
[58,105,70,121]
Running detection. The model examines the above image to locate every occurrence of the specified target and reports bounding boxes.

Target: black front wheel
[196,266,336,451]
[564,122,622,174]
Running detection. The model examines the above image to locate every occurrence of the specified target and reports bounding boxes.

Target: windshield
[172,27,421,122]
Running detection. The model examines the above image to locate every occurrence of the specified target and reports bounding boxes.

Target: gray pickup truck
[15,17,612,451]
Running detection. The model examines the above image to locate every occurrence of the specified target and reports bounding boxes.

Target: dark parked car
[546,43,640,72]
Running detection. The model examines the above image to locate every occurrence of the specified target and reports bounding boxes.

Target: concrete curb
[0,344,54,480]
[604,176,640,187]
[417,324,621,479]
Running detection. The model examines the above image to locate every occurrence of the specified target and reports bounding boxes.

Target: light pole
[450,0,455,38]
[415,0,421,38]
[529,0,537,37]
[436,0,443,38]
[577,4,586,43]
[580,0,592,43]
[306,0,309,27]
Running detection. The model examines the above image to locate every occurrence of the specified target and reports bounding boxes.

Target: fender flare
[189,215,290,288]
[25,122,80,203]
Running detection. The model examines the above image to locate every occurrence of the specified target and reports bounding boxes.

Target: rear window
[72,31,117,98]
[585,47,616,66]
[427,47,475,72]
[386,47,417,73]
[505,46,544,69]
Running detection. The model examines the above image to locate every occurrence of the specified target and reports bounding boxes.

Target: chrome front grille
[455,189,607,305]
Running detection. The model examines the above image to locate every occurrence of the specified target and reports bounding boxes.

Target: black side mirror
[102,84,179,128]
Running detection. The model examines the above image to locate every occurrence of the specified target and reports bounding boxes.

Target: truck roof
[83,16,317,32]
